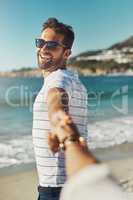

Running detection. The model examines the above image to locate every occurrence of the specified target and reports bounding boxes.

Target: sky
[0,0,133,71]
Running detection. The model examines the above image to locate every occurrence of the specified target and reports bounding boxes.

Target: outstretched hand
[48,110,80,153]
[48,132,60,153]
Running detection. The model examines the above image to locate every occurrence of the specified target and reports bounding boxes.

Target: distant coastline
[70,66,133,76]
[0,68,42,78]
[0,67,133,77]
[0,65,133,77]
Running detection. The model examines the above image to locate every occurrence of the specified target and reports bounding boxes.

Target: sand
[0,157,133,200]
[0,168,38,200]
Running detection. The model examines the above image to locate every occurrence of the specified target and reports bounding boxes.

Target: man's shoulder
[45,69,73,84]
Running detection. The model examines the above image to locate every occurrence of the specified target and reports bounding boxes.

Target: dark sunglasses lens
[47,41,58,49]
[35,39,45,48]
[35,39,59,49]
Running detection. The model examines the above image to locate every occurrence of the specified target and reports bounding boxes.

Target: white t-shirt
[32,68,88,187]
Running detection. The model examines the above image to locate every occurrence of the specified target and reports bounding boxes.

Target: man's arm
[47,88,97,174]
[47,87,77,152]
[53,111,98,176]
[47,87,69,121]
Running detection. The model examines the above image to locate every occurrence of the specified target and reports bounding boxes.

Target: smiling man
[32,18,88,200]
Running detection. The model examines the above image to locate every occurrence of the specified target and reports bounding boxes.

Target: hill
[68,35,133,75]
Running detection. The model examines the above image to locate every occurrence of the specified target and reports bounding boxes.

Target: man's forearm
[47,87,98,177]
[47,88,69,124]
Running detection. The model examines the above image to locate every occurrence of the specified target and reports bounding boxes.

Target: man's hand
[48,110,80,153]
[47,87,70,152]
[47,87,80,153]
[48,132,60,153]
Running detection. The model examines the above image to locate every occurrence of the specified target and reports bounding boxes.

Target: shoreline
[0,142,133,199]
[0,156,133,200]
[0,162,36,177]
[0,69,133,77]
[0,142,133,175]
[0,74,133,78]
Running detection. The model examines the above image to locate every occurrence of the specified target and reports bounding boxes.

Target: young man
[32,18,88,200]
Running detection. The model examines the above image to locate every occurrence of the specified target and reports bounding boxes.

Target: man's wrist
[59,136,86,151]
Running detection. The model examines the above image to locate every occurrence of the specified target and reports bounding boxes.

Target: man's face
[37,28,71,70]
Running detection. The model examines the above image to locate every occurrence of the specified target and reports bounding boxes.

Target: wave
[0,116,133,168]
[87,116,133,149]
[0,136,35,168]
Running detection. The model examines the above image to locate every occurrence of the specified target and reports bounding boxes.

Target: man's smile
[39,53,53,61]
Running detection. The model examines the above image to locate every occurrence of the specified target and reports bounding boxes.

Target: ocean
[0,75,133,168]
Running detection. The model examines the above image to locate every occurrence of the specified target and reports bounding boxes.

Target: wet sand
[1,143,133,200]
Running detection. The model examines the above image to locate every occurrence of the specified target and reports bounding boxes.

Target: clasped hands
[48,110,80,153]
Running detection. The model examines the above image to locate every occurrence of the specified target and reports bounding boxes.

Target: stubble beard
[37,52,65,72]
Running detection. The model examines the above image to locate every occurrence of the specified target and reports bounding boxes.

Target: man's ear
[64,49,71,59]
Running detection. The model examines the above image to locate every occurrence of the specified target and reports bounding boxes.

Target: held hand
[48,132,60,153]
[48,132,88,153]
[48,110,80,153]
[48,110,70,153]
[50,110,80,142]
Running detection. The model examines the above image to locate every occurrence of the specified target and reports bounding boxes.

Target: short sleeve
[44,70,73,101]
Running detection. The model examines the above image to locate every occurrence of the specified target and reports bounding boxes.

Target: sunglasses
[35,38,67,49]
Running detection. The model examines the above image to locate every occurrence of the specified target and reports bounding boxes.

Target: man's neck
[42,70,51,78]
[42,66,67,78]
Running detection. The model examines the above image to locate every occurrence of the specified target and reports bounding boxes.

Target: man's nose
[41,44,48,51]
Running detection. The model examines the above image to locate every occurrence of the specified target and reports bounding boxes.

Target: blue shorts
[37,186,62,200]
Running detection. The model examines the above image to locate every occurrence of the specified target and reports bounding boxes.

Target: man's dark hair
[42,18,74,49]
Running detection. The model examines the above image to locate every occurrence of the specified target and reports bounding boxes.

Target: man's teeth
[40,55,51,58]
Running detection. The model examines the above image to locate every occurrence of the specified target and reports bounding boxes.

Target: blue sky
[0,0,133,71]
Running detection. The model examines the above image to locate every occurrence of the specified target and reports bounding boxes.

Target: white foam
[0,135,35,168]
[87,116,133,149]
[0,116,133,168]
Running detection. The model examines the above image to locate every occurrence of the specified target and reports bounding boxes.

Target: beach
[0,166,38,200]
[0,76,133,199]
[1,143,133,200]
[0,159,133,200]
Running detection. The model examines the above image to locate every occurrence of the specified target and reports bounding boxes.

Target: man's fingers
[48,132,60,153]
[51,110,69,125]
[79,137,88,152]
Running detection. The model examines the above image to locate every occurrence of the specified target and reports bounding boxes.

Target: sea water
[0,75,133,168]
